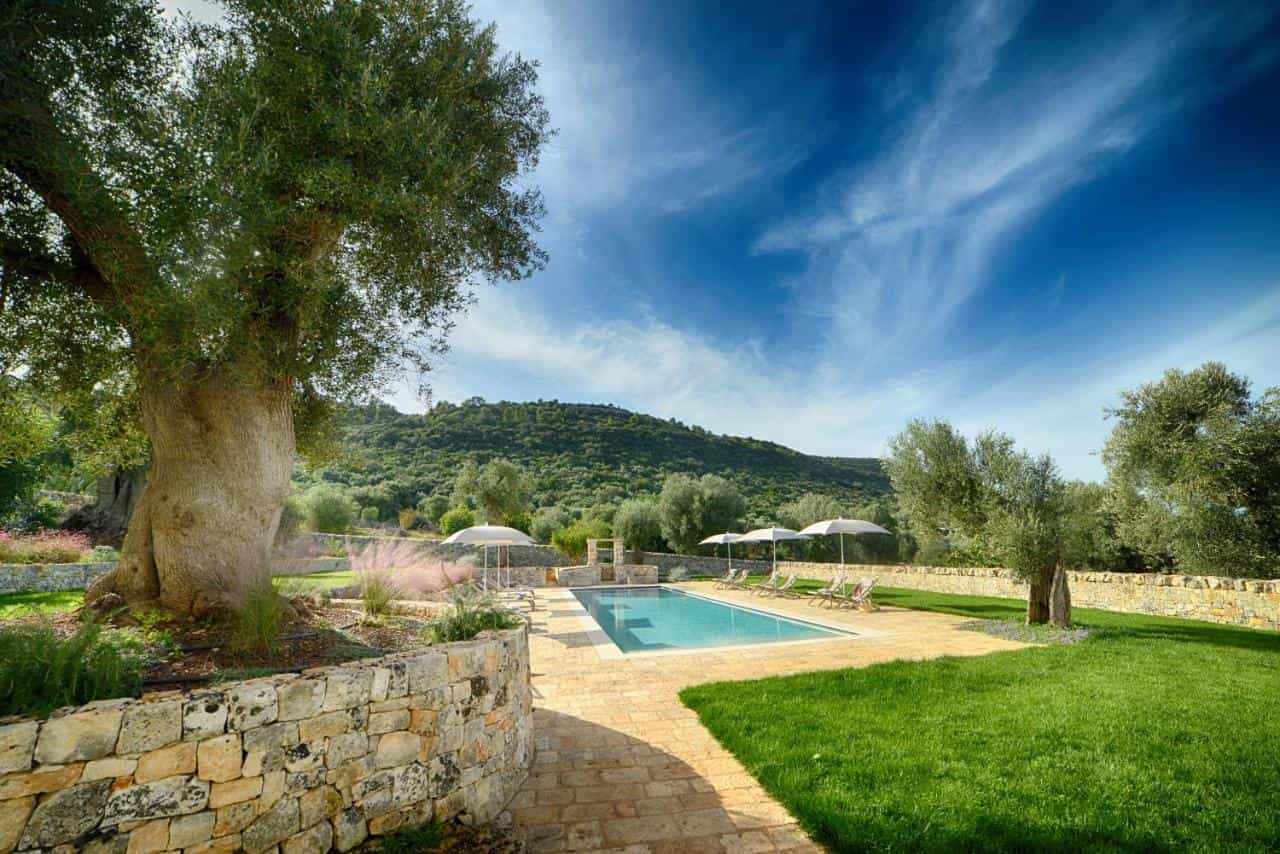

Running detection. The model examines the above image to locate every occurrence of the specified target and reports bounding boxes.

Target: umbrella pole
[840,532,845,568]
[728,542,733,571]
[772,541,777,578]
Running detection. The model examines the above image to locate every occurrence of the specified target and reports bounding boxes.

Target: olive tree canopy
[0,0,551,614]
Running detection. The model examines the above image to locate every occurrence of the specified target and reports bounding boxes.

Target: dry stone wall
[0,628,533,853]
[773,562,1280,631]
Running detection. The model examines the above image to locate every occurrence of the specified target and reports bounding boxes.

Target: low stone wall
[0,628,533,853]
[771,562,1280,631]
[297,534,570,568]
[0,562,117,595]
[636,552,773,578]
[554,566,599,587]
[614,565,659,585]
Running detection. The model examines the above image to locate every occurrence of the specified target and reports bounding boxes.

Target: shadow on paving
[510,709,810,854]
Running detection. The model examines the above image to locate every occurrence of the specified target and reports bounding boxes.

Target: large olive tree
[0,0,550,614]
[886,420,1071,626]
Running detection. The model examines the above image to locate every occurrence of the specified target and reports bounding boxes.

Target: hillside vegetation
[305,399,889,515]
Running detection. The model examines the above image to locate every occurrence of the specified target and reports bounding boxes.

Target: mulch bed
[0,601,431,692]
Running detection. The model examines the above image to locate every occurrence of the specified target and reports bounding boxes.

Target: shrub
[359,506,380,523]
[0,529,93,564]
[303,485,357,534]
[530,506,574,544]
[0,618,144,716]
[398,508,419,530]
[612,498,664,551]
[228,581,288,660]
[378,821,444,854]
[275,494,304,546]
[350,541,471,610]
[439,506,475,537]
[424,586,521,644]
[551,518,610,561]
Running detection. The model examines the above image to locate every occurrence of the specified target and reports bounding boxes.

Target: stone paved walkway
[508,582,1027,853]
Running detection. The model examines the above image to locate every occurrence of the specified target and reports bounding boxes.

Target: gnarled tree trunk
[1026,570,1051,624]
[64,468,147,546]
[86,375,294,617]
[1049,560,1072,627]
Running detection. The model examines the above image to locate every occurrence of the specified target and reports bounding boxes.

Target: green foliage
[551,518,610,561]
[424,586,521,644]
[681,589,1280,852]
[530,505,574,544]
[1103,362,1280,577]
[658,473,745,553]
[303,485,357,534]
[0,382,58,529]
[300,400,890,519]
[397,508,419,530]
[0,618,144,716]
[1,0,550,468]
[612,498,664,551]
[417,494,450,524]
[886,420,1066,583]
[358,569,401,618]
[0,589,84,619]
[228,582,288,660]
[377,820,444,853]
[451,457,533,526]
[359,506,380,523]
[1060,481,1135,571]
[274,494,304,546]
[438,506,475,537]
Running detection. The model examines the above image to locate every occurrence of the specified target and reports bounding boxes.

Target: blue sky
[176,0,1280,480]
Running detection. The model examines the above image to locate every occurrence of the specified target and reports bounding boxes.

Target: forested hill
[314,400,890,515]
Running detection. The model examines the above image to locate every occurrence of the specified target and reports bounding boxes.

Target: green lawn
[0,590,85,619]
[681,587,1280,853]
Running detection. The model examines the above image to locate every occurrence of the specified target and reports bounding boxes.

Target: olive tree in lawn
[0,0,550,615]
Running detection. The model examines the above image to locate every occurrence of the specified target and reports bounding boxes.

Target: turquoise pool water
[571,586,849,653]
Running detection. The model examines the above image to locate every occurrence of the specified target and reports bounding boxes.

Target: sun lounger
[760,574,798,598]
[833,576,877,609]
[751,573,782,595]
[807,571,847,606]
[714,568,742,589]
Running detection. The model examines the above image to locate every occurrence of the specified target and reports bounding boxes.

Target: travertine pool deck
[510,582,1028,853]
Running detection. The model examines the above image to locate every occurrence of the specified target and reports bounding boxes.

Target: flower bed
[0,627,532,853]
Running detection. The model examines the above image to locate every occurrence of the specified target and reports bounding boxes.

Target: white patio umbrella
[736,527,809,578]
[699,532,742,571]
[441,525,535,589]
[797,518,892,568]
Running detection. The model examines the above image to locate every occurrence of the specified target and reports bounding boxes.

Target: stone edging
[0,627,532,853]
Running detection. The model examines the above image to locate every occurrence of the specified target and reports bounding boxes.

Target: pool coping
[556,584,887,660]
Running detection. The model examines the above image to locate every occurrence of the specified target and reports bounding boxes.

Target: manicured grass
[273,570,353,590]
[681,588,1280,852]
[0,589,84,619]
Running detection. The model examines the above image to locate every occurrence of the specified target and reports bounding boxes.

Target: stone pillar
[613,539,625,566]
[586,539,600,566]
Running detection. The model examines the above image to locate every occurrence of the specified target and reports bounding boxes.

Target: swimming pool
[571,586,851,653]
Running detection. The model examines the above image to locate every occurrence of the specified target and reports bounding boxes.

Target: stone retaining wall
[771,562,1280,631]
[0,628,533,853]
[0,559,351,595]
[635,552,773,578]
